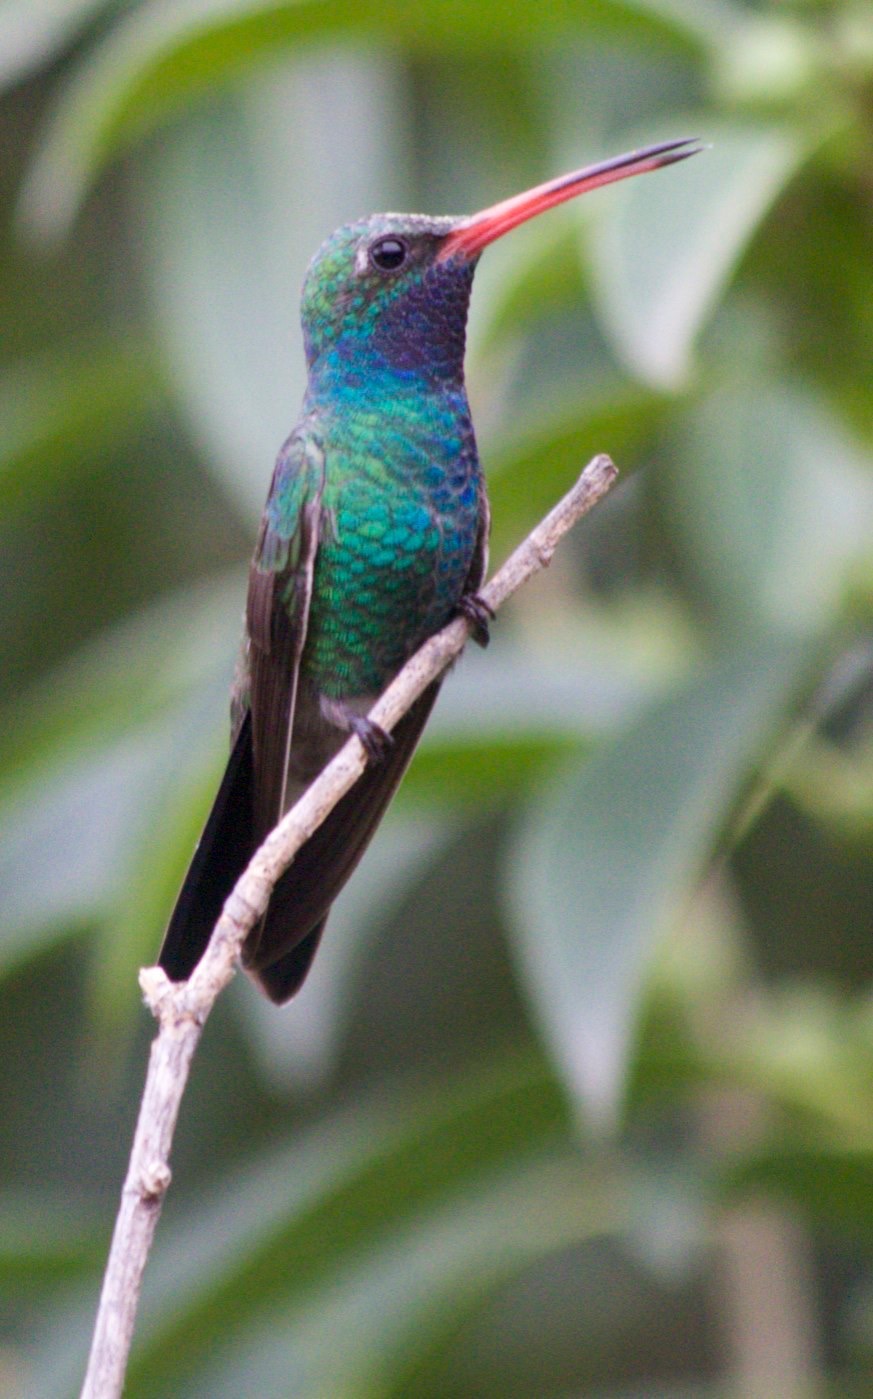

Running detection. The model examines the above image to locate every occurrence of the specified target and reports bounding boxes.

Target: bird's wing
[246,429,326,841]
[158,430,325,983]
[245,475,492,1005]
[466,474,491,592]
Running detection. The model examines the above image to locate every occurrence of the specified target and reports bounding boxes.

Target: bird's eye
[369,236,407,272]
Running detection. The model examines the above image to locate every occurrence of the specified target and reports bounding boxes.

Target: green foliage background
[1,1,872,1394]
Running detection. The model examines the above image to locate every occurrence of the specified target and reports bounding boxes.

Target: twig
[79,452,618,1399]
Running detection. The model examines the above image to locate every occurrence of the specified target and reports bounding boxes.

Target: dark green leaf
[722,1146,873,1248]
[485,386,673,557]
[0,340,162,513]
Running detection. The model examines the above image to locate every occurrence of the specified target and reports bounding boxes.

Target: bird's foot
[319,694,394,763]
[348,714,394,763]
[455,591,495,647]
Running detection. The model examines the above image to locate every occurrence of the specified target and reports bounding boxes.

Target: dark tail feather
[159,714,255,982]
[246,681,441,1003]
[249,921,326,1004]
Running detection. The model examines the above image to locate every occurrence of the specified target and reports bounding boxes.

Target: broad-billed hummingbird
[159,137,701,1003]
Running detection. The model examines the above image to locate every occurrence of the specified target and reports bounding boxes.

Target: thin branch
[79,452,618,1399]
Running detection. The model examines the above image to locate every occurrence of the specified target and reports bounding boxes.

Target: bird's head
[300,212,472,381]
[299,138,702,386]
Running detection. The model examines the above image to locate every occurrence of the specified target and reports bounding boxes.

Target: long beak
[438,137,703,261]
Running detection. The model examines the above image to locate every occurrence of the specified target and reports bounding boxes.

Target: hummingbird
[159,137,701,1004]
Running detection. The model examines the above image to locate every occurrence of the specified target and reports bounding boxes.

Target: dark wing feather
[245,681,441,1003]
[157,431,324,985]
[467,474,490,593]
[158,713,255,981]
[247,436,325,840]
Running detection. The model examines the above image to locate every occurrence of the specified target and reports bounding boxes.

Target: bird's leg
[319,694,394,763]
[455,591,495,648]
[347,713,394,762]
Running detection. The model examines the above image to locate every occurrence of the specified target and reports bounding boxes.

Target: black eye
[369,236,407,271]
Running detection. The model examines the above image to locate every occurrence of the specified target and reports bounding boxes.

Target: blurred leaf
[0,0,109,90]
[784,731,873,844]
[505,634,814,1125]
[726,987,873,1144]
[722,1146,873,1249]
[83,706,233,1036]
[408,733,581,808]
[0,1191,100,1287]
[467,220,586,360]
[20,0,725,241]
[627,877,752,1114]
[588,121,810,387]
[0,704,214,975]
[138,58,408,516]
[0,730,160,969]
[0,575,246,975]
[0,572,240,794]
[0,339,162,513]
[713,11,832,112]
[171,1152,611,1399]
[485,386,674,557]
[236,815,450,1089]
[31,1057,576,1395]
[665,384,873,635]
[407,610,695,800]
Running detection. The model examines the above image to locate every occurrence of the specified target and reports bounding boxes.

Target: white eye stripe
[354,243,370,276]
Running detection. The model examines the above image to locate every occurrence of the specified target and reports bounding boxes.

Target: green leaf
[0,573,240,795]
[0,1190,100,1287]
[722,1146,873,1248]
[664,383,873,635]
[0,703,220,976]
[30,1058,576,1396]
[21,0,724,243]
[0,728,165,969]
[137,59,408,516]
[0,577,243,974]
[82,705,233,1037]
[0,339,162,513]
[172,1151,613,1399]
[236,815,450,1089]
[587,121,810,387]
[724,987,873,1144]
[405,610,695,801]
[485,386,674,558]
[504,634,815,1125]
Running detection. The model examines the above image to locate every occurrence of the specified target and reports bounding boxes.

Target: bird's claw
[456,591,495,647]
[349,715,394,763]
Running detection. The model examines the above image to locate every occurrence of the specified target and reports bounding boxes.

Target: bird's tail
[158,683,441,1003]
[158,714,256,984]
[244,681,441,1003]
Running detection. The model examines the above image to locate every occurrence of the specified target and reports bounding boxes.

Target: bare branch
[79,452,618,1399]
